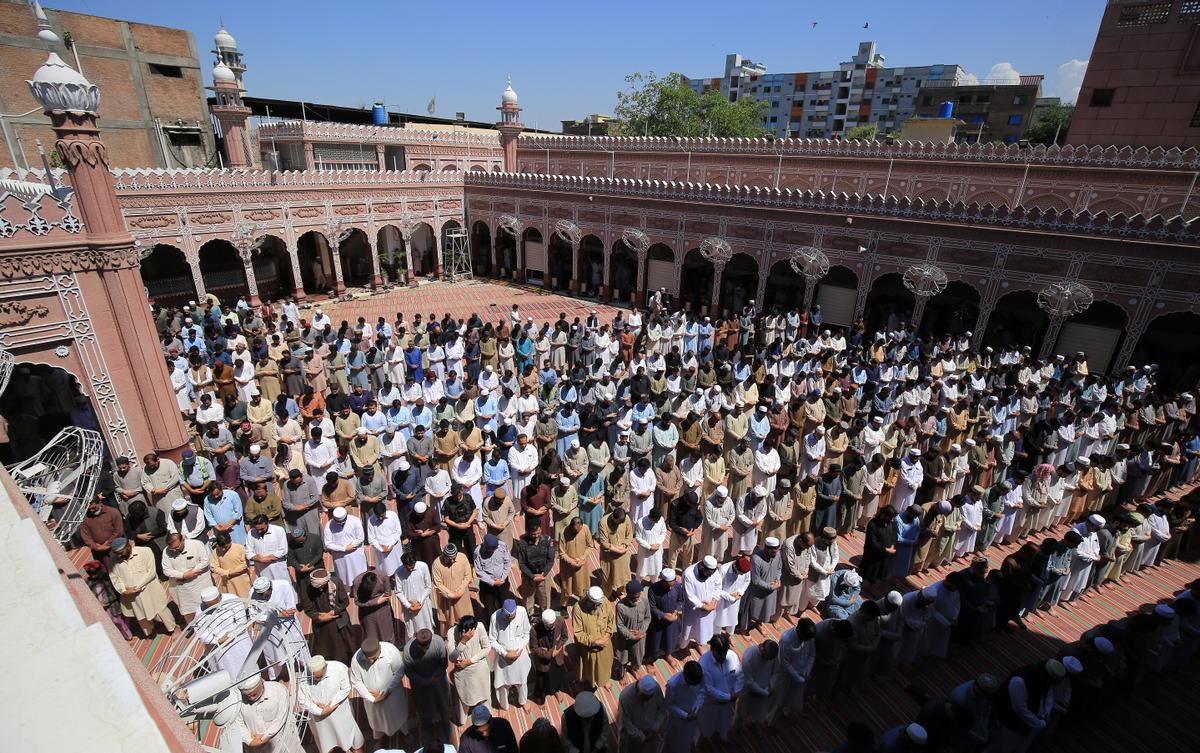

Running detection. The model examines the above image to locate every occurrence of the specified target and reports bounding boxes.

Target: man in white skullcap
[874,590,906,676]
[731,485,768,554]
[700,485,735,560]
[877,722,927,752]
[300,655,364,753]
[323,506,367,588]
[947,673,1000,749]
[248,576,310,679]
[617,674,666,753]
[1062,514,1104,603]
[239,672,303,753]
[920,574,962,660]
[681,555,721,647]
[897,586,937,667]
[193,586,252,681]
[571,586,616,690]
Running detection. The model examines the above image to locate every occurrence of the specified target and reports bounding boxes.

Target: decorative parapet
[109,167,465,192]
[517,134,1200,170]
[257,120,501,149]
[464,171,1200,244]
[0,181,83,240]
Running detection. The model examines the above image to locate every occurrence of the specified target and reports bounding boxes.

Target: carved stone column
[376,144,386,172]
[910,296,929,331]
[400,230,415,284]
[239,247,261,306]
[368,235,382,288]
[634,249,647,306]
[287,239,306,301]
[303,142,316,171]
[180,232,207,300]
[709,262,726,317]
[330,239,345,294]
[755,264,769,309]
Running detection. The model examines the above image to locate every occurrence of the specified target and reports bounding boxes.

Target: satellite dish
[7,427,103,542]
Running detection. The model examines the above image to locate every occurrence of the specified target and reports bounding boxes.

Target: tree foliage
[612,71,768,138]
[844,124,878,141]
[1024,104,1074,146]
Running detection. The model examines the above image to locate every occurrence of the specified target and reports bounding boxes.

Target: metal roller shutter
[815,285,857,327]
[1053,322,1121,373]
[524,240,546,273]
[646,259,675,293]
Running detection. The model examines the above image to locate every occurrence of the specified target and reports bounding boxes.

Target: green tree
[1024,104,1074,146]
[612,71,767,138]
[844,124,878,141]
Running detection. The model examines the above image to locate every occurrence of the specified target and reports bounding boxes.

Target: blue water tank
[371,103,388,125]
[937,101,954,119]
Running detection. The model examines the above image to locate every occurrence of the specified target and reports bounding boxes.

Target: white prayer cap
[397,457,411,471]
[833,386,842,393]
[905,724,928,745]
[844,571,862,588]
[909,448,922,457]
[660,568,676,581]
[252,576,272,593]
[702,555,718,569]
[964,330,973,337]
[414,501,428,514]
[172,498,188,511]
[201,586,221,603]
[249,444,261,454]
[587,586,605,603]
[309,655,327,674]
[1076,456,1091,467]
[356,427,368,435]
[753,485,768,498]
[485,365,493,372]
[1116,443,1130,450]
[822,330,831,336]
[965,438,977,446]
[814,426,825,435]
[559,476,571,487]
[637,675,659,694]
[1062,656,1083,675]
[938,500,952,514]
[716,485,728,498]
[184,317,193,324]
[886,590,903,607]
[539,609,559,628]
[1087,513,1106,527]
[238,673,264,691]
[872,415,884,425]
[921,585,938,600]
[332,507,347,521]
[571,439,580,449]
[765,536,780,548]
[188,300,196,306]
[1093,636,1115,655]
[250,387,261,396]
[757,405,768,412]
[950,443,961,452]
[1155,603,1176,618]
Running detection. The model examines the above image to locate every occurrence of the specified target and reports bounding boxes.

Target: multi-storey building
[911,76,1044,144]
[1070,0,1200,147]
[686,44,964,139]
[0,0,215,169]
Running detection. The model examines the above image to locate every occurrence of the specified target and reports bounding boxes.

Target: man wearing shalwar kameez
[571,586,616,690]
[161,532,215,619]
[489,599,532,708]
[618,675,667,753]
[109,538,176,635]
[599,506,635,596]
[446,616,492,724]
[736,639,779,726]
[248,576,310,679]
[299,655,364,753]
[301,568,354,664]
[350,637,412,741]
[897,586,937,667]
[615,579,651,677]
[239,674,303,753]
[738,538,782,633]
[920,574,961,660]
[352,569,395,645]
[323,507,367,588]
[432,543,474,629]
[681,556,721,646]
[663,662,705,753]
[714,556,751,634]
[775,618,816,718]
[194,587,252,682]
[698,634,743,744]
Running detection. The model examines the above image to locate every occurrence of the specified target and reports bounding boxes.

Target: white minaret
[212,23,246,90]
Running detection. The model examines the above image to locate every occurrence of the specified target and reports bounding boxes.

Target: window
[148,63,183,78]
[1117,2,1170,26]
[921,95,932,106]
[975,94,990,104]
[1012,94,1026,106]
[958,95,971,104]
[770,116,778,123]
[772,100,780,108]
[1008,114,1023,125]
[1090,88,1115,107]
[1183,0,1200,20]
[970,114,986,124]
[729,92,738,102]
[1190,103,1200,127]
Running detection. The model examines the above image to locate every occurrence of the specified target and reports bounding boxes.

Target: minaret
[496,76,523,173]
[209,26,251,168]
[26,44,190,456]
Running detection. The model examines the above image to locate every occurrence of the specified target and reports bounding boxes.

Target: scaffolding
[442,227,473,283]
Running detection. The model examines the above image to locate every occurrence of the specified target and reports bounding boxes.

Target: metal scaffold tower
[443,227,473,283]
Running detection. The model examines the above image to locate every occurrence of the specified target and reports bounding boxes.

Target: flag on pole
[427,96,436,115]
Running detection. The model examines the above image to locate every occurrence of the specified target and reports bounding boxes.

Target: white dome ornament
[212,61,236,84]
[502,76,519,106]
[27,52,99,115]
[214,26,237,49]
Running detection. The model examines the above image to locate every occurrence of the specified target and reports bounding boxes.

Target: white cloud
[960,71,980,86]
[1049,59,1088,103]
[985,62,1021,85]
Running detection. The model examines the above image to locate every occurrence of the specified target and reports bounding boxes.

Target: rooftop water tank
[372,103,388,125]
[938,101,954,119]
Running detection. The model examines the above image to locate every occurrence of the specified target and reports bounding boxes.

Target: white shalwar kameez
[194,594,253,682]
[300,661,365,753]
[393,561,435,633]
[323,515,368,588]
[367,509,405,577]
[247,525,290,582]
[350,641,411,737]
[508,444,538,500]
[954,497,982,558]
[250,580,311,679]
[715,562,750,632]
[161,538,215,614]
[241,681,303,753]
[890,457,925,513]
[1062,525,1100,601]
[681,563,721,646]
[634,513,667,579]
[488,607,532,705]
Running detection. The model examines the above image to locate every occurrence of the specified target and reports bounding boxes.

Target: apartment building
[687,44,964,139]
[912,76,1045,144]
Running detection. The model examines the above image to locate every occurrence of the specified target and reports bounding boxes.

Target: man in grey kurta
[281,469,321,535]
[403,629,452,751]
[617,675,667,753]
[738,539,782,633]
[615,579,651,677]
[112,456,147,517]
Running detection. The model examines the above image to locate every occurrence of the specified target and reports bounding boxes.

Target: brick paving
[299,279,623,329]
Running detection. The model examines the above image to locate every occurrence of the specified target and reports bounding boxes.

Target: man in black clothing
[514,521,555,612]
[458,705,518,753]
[286,525,323,592]
[667,491,702,573]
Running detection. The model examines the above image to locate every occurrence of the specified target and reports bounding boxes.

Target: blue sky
[47,0,1104,128]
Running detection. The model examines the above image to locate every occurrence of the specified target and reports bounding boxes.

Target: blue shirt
[203,489,246,544]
